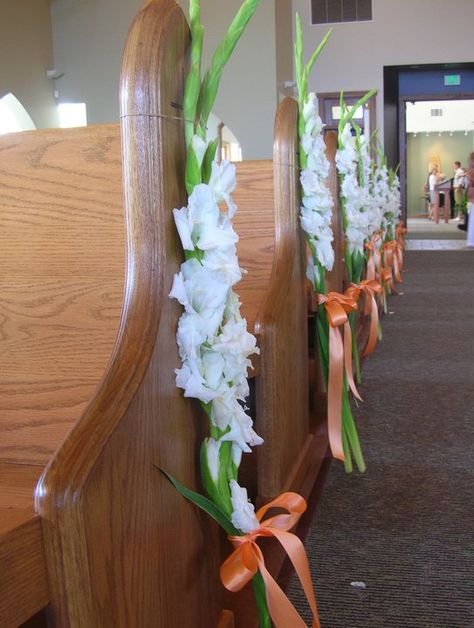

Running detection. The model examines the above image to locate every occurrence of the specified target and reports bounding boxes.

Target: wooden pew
[0,2,227,625]
[0,1,340,624]
[0,123,125,627]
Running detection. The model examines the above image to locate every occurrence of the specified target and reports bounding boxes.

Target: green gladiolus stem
[252,572,271,628]
[342,386,365,473]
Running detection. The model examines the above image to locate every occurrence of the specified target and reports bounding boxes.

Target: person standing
[428,166,440,222]
[453,160,466,220]
[466,152,474,248]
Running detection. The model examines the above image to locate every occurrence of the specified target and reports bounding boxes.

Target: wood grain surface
[324,130,345,293]
[0,125,125,465]
[254,97,311,503]
[0,463,49,627]
[36,1,224,626]
[233,160,275,333]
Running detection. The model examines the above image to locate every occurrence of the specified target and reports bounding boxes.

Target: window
[57,103,87,128]
[317,91,377,138]
[0,93,36,135]
[311,0,372,25]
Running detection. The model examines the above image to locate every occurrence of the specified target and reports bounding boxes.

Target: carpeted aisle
[289,250,474,627]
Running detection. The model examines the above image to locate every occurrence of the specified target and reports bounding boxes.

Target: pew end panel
[35,1,224,625]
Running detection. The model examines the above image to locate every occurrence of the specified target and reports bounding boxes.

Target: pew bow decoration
[346,280,382,357]
[317,292,361,461]
[382,240,402,283]
[221,492,320,628]
[396,223,407,270]
[365,233,382,282]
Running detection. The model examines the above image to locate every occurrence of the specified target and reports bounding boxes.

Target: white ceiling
[406,100,474,133]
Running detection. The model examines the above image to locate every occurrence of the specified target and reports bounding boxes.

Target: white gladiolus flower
[175,359,220,403]
[170,160,261,518]
[172,207,194,251]
[223,289,243,323]
[212,394,263,452]
[201,350,226,391]
[303,93,317,122]
[298,95,335,277]
[176,312,206,360]
[191,135,208,168]
[209,160,237,217]
[336,123,377,255]
[203,438,221,482]
[231,443,243,469]
[306,256,320,285]
[172,259,228,316]
[229,480,259,533]
[316,236,335,270]
[198,222,239,252]
[186,184,239,252]
[202,246,242,286]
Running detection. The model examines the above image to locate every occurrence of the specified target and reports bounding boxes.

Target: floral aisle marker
[164,2,320,626]
[371,139,403,306]
[343,121,383,370]
[294,17,363,475]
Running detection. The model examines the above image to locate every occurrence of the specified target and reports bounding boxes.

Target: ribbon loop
[347,280,382,357]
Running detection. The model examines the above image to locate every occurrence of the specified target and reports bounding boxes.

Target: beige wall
[51,0,278,159]
[0,0,57,128]
[275,0,295,100]
[292,0,474,141]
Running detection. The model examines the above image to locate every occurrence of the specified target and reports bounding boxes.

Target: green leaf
[346,88,377,126]
[295,15,303,93]
[196,0,262,133]
[184,1,204,146]
[156,465,239,536]
[301,29,332,92]
[185,142,202,196]
[201,138,218,184]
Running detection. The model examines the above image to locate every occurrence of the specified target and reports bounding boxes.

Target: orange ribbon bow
[382,240,402,283]
[221,492,320,628]
[346,280,382,357]
[395,224,407,271]
[317,292,362,461]
[365,232,383,282]
[381,265,396,295]
[396,223,407,250]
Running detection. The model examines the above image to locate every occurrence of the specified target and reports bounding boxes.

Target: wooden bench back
[0,2,342,623]
[0,125,125,466]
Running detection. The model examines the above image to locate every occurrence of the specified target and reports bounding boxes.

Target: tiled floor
[406,218,472,250]
[407,239,473,250]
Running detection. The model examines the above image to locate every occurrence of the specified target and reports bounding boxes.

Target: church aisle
[289,250,474,627]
